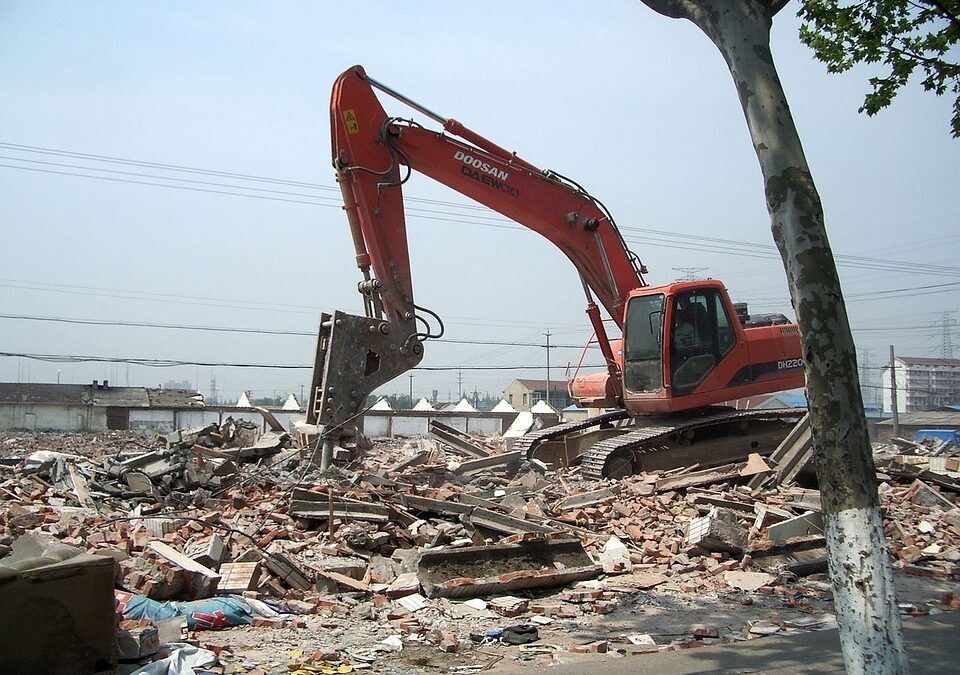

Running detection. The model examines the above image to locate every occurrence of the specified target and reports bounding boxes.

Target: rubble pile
[0,426,958,672]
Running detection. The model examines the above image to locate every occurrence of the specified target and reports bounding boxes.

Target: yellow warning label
[343,109,359,134]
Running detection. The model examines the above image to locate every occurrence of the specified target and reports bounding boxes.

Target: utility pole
[544,330,552,407]
[456,370,463,400]
[890,345,900,438]
[408,373,414,407]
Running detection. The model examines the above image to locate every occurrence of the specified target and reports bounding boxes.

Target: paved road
[491,611,958,674]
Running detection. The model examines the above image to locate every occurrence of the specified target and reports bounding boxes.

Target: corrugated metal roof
[876,410,960,426]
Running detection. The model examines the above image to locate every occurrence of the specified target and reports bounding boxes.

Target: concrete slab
[418,537,601,599]
[454,451,523,475]
[767,511,824,542]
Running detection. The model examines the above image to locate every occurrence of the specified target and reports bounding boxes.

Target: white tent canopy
[451,398,478,412]
[412,397,434,411]
[531,400,559,414]
[370,396,393,411]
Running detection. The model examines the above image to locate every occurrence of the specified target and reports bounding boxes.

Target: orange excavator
[307,65,805,478]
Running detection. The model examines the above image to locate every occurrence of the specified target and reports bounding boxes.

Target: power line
[0,350,604,371]
[0,278,583,328]
[5,158,957,278]
[2,141,958,279]
[0,312,593,348]
[0,141,331,189]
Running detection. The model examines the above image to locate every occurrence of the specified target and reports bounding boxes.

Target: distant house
[561,404,591,423]
[755,391,808,409]
[0,381,203,433]
[502,379,572,412]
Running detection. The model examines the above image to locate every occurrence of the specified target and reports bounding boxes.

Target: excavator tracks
[579,408,804,481]
[512,409,631,460]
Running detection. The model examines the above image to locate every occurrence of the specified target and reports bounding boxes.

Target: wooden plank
[315,569,371,592]
[68,463,96,510]
[655,462,744,492]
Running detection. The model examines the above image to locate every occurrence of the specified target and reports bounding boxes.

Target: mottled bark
[638,0,908,672]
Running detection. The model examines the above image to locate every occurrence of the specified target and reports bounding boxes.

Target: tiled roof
[0,383,202,408]
[510,379,570,392]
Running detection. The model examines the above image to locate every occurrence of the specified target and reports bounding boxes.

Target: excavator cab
[620,281,803,414]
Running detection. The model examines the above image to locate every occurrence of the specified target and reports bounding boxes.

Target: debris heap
[0,424,957,672]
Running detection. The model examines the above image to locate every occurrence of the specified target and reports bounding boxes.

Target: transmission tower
[859,348,877,407]
[672,266,709,281]
[942,313,956,359]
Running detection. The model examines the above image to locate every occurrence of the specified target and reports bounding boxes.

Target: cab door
[668,290,737,396]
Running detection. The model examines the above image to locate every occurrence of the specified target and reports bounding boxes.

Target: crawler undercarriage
[514,407,805,480]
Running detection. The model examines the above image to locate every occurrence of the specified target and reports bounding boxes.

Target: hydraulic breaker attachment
[307,311,422,456]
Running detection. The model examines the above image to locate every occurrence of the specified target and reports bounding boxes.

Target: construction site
[1,403,958,674]
[3,3,960,675]
[1,57,958,664]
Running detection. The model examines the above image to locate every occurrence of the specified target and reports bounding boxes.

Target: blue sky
[1,1,957,404]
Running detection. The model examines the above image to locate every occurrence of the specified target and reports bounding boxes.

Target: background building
[880,357,960,413]
[502,379,573,412]
[0,381,203,433]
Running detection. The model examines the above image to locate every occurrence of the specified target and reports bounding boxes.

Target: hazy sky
[1,1,957,406]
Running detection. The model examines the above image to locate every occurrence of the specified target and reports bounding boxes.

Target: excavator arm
[308,66,648,450]
[332,66,647,320]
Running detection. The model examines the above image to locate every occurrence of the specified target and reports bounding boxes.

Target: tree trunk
[637,1,908,672]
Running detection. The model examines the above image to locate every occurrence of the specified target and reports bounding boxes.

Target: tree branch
[917,0,960,30]
[888,40,960,72]
[638,0,693,20]
[766,0,791,16]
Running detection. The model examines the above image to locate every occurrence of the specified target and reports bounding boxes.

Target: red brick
[569,641,608,654]
[251,617,283,628]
